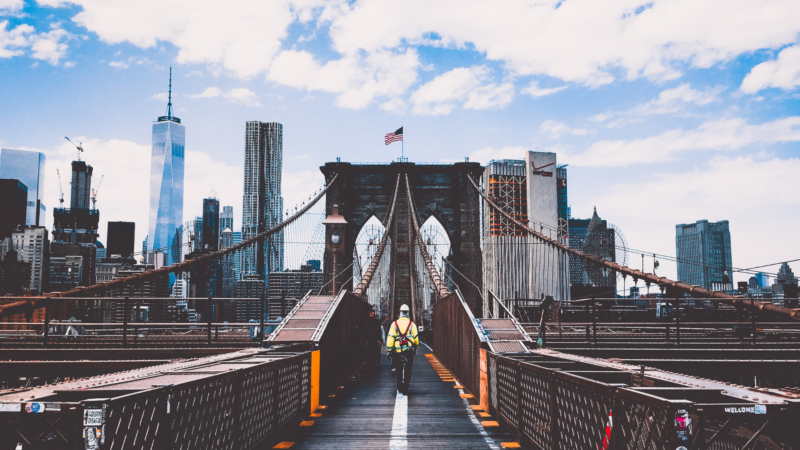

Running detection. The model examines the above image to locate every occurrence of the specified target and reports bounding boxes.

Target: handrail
[467,175,800,320]
[0,174,338,319]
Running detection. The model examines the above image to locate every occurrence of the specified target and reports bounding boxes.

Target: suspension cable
[353,173,401,298]
[0,173,339,319]
[404,173,449,299]
[466,174,799,320]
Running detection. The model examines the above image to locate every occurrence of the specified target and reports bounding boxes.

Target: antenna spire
[166,67,174,119]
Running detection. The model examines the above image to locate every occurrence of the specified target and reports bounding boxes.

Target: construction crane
[64,137,84,161]
[91,174,104,209]
[56,169,65,207]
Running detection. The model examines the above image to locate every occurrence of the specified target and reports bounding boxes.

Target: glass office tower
[147,70,185,267]
[0,148,46,226]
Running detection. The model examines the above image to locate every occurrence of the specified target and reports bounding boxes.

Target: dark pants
[391,350,415,394]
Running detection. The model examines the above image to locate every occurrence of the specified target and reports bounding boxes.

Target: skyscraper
[241,121,284,285]
[202,198,220,251]
[676,220,733,291]
[0,179,28,239]
[233,230,242,282]
[107,221,135,257]
[220,228,235,297]
[10,226,49,293]
[481,159,531,317]
[526,151,568,300]
[147,68,185,268]
[70,160,92,210]
[0,148,46,226]
[220,206,233,234]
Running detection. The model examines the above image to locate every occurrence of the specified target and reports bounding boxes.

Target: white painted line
[389,390,408,450]
[421,342,433,352]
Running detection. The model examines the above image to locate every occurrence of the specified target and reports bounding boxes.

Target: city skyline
[0,1,798,283]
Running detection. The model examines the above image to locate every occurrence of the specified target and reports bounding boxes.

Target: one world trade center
[147,68,185,268]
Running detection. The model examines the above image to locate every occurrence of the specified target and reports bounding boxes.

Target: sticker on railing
[674,410,692,444]
[25,402,43,413]
[0,403,21,412]
[723,405,766,414]
[83,408,103,426]
[600,411,612,449]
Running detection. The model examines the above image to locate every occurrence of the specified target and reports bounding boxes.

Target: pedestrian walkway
[277,344,516,449]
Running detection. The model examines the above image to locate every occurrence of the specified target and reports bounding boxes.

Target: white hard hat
[400,304,410,312]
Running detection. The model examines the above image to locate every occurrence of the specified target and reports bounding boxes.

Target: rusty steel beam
[0,174,339,319]
[0,347,242,360]
[466,175,800,320]
[404,173,449,299]
[353,173,400,298]
[0,360,169,378]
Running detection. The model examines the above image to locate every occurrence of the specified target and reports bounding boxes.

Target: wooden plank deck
[279,345,516,449]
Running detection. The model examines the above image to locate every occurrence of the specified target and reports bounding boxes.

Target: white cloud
[29,27,69,64]
[63,61,76,68]
[540,119,587,139]
[223,87,261,107]
[268,48,419,109]
[109,60,128,68]
[0,20,33,58]
[411,66,513,115]
[741,45,800,93]
[151,92,168,101]
[37,0,328,78]
[0,0,23,15]
[467,146,528,165]
[521,81,567,98]
[189,86,223,99]
[590,156,800,282]
[327,0,800,87]
[592,83,724,127]
[188,86,261,106]
[27,0,800,111]
[573,116,800,167]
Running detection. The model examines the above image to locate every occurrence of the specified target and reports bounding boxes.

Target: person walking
[386,304,419,395]
[360,309,383,373]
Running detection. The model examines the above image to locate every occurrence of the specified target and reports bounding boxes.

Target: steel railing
[0,350,312,450]
[432,289,487,396]
[486,351,800,450]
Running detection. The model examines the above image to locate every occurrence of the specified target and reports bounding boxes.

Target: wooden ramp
[267,292,340,344]
[278,346,515,449]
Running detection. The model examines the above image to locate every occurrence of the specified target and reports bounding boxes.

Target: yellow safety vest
[386,317,419,352]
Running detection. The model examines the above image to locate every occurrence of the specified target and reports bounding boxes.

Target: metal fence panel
[102,389,166,450]
[317,293,371,395]
[614,390,674,450]
[167,371,239,450]
[519,363,554,450]
[552,372,615,450]
[432,293,482,396]
[0,409,79,450]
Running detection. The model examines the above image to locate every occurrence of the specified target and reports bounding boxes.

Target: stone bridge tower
[320,161,485,317]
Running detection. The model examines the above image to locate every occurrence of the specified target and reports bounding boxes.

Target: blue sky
[1,0,799,283]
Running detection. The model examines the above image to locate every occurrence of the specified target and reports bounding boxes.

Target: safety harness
[393,320,414,351]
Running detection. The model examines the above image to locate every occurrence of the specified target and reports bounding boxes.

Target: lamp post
[323,204,348,295]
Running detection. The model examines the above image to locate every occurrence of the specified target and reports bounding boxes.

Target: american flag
[385,126,403,145]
